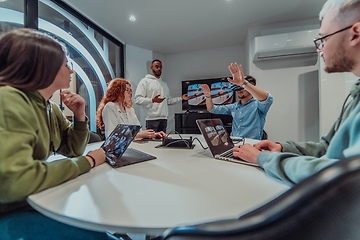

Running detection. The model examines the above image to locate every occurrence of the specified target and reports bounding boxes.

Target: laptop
[101,124,157,168]
[196,119,258,167]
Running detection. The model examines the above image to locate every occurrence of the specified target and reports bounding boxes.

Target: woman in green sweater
[0,29,108,239]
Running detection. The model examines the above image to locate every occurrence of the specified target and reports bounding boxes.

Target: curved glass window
[38,0,123,131]
[1,0,123,132]
[0,0,24,37]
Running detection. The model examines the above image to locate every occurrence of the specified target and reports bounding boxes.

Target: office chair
[89,131,103,143]
[157,155,360,240]
[262,130,268,140]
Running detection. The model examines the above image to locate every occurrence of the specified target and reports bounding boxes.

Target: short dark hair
[245,75,256,86]
[0,28,66,91]
[152,59,162,65]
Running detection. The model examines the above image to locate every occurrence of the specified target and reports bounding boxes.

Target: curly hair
[96,78,133,128]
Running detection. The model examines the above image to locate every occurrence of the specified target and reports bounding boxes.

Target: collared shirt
[210,92,273,140]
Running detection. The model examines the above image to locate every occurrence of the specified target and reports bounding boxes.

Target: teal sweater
[0,86,91,215]
[257,80,360,185]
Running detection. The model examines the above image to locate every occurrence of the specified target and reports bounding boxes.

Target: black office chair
[262,130,268,140]
[89,131,103,143]
[157,155,360,240]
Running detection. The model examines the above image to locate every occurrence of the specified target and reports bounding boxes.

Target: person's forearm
[205,97,214,111]
[73,112,86,121]
[243,83,268,101]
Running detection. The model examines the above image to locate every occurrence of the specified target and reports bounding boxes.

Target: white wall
[319,56,358,136]
[125,44,153,129]
[125,18,326,141]
[246,18,321,142]
[125,45,244,133]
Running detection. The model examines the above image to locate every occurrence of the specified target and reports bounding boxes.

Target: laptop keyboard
[219,149,235,159]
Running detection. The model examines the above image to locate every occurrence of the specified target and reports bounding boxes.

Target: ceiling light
[0,0,7,2]
[129,16,136,21]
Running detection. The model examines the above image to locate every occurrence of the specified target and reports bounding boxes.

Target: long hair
[0,28,66,91]
[96,78,133,128]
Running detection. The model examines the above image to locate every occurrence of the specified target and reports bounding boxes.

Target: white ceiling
[63,0,326,54]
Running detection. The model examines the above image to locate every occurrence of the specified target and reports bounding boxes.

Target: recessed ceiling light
[0,0,7,2]
[129,16,136,21]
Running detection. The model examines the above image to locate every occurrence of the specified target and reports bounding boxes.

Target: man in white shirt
[134,59,190,132]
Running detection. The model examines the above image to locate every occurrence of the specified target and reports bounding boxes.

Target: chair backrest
[159,155,360,240]
[262,130,268,140]
[89,131,103,143]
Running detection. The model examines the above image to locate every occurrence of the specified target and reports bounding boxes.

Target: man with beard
[232,0,360,185]
[200,63,273,140]
[135,59,190,132]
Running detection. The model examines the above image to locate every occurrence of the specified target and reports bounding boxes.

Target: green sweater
[0,86,91,215]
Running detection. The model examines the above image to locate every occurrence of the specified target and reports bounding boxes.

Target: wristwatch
[240,80,248,89]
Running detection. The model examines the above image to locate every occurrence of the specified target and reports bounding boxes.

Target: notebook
[101,124,157,168]
[196,119,258,167]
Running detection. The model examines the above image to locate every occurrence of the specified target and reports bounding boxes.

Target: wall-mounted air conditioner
[253,29,319,61]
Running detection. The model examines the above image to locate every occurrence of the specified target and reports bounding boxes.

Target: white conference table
[27,135,290,236]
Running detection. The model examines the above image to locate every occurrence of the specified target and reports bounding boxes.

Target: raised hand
[199,84,211,97]
[227,63,245,86]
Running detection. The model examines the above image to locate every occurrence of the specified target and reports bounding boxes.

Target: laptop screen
[101,124,141,166]
[196,119,234,156]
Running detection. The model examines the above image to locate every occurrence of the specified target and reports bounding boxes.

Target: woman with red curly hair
[96,78,166,139]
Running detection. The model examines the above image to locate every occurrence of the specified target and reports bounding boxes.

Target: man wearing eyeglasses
[200,63,273,140]
[233,0,360,185]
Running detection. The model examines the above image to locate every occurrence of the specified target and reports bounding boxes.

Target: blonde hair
[319,0,360,26]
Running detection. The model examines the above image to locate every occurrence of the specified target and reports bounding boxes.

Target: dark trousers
[0,209,109,240]
[146,119,167,133]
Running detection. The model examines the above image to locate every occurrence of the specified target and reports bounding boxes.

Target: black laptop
[196,119,258,167]
[101,124,157,168]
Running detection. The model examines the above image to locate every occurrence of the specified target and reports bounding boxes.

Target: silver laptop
[196,118,258,167]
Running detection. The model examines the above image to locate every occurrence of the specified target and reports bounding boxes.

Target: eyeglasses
[125,88,132,93]
[314,25,352,50]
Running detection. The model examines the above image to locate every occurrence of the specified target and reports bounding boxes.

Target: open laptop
[101,124,156,168]
[196,118,258,167]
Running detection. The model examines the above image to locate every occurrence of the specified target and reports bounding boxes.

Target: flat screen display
[182,77,238,111]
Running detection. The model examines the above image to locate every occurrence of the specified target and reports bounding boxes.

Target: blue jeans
[0,209,109,240]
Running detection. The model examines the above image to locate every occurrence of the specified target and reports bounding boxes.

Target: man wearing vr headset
[200,63,273,140]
